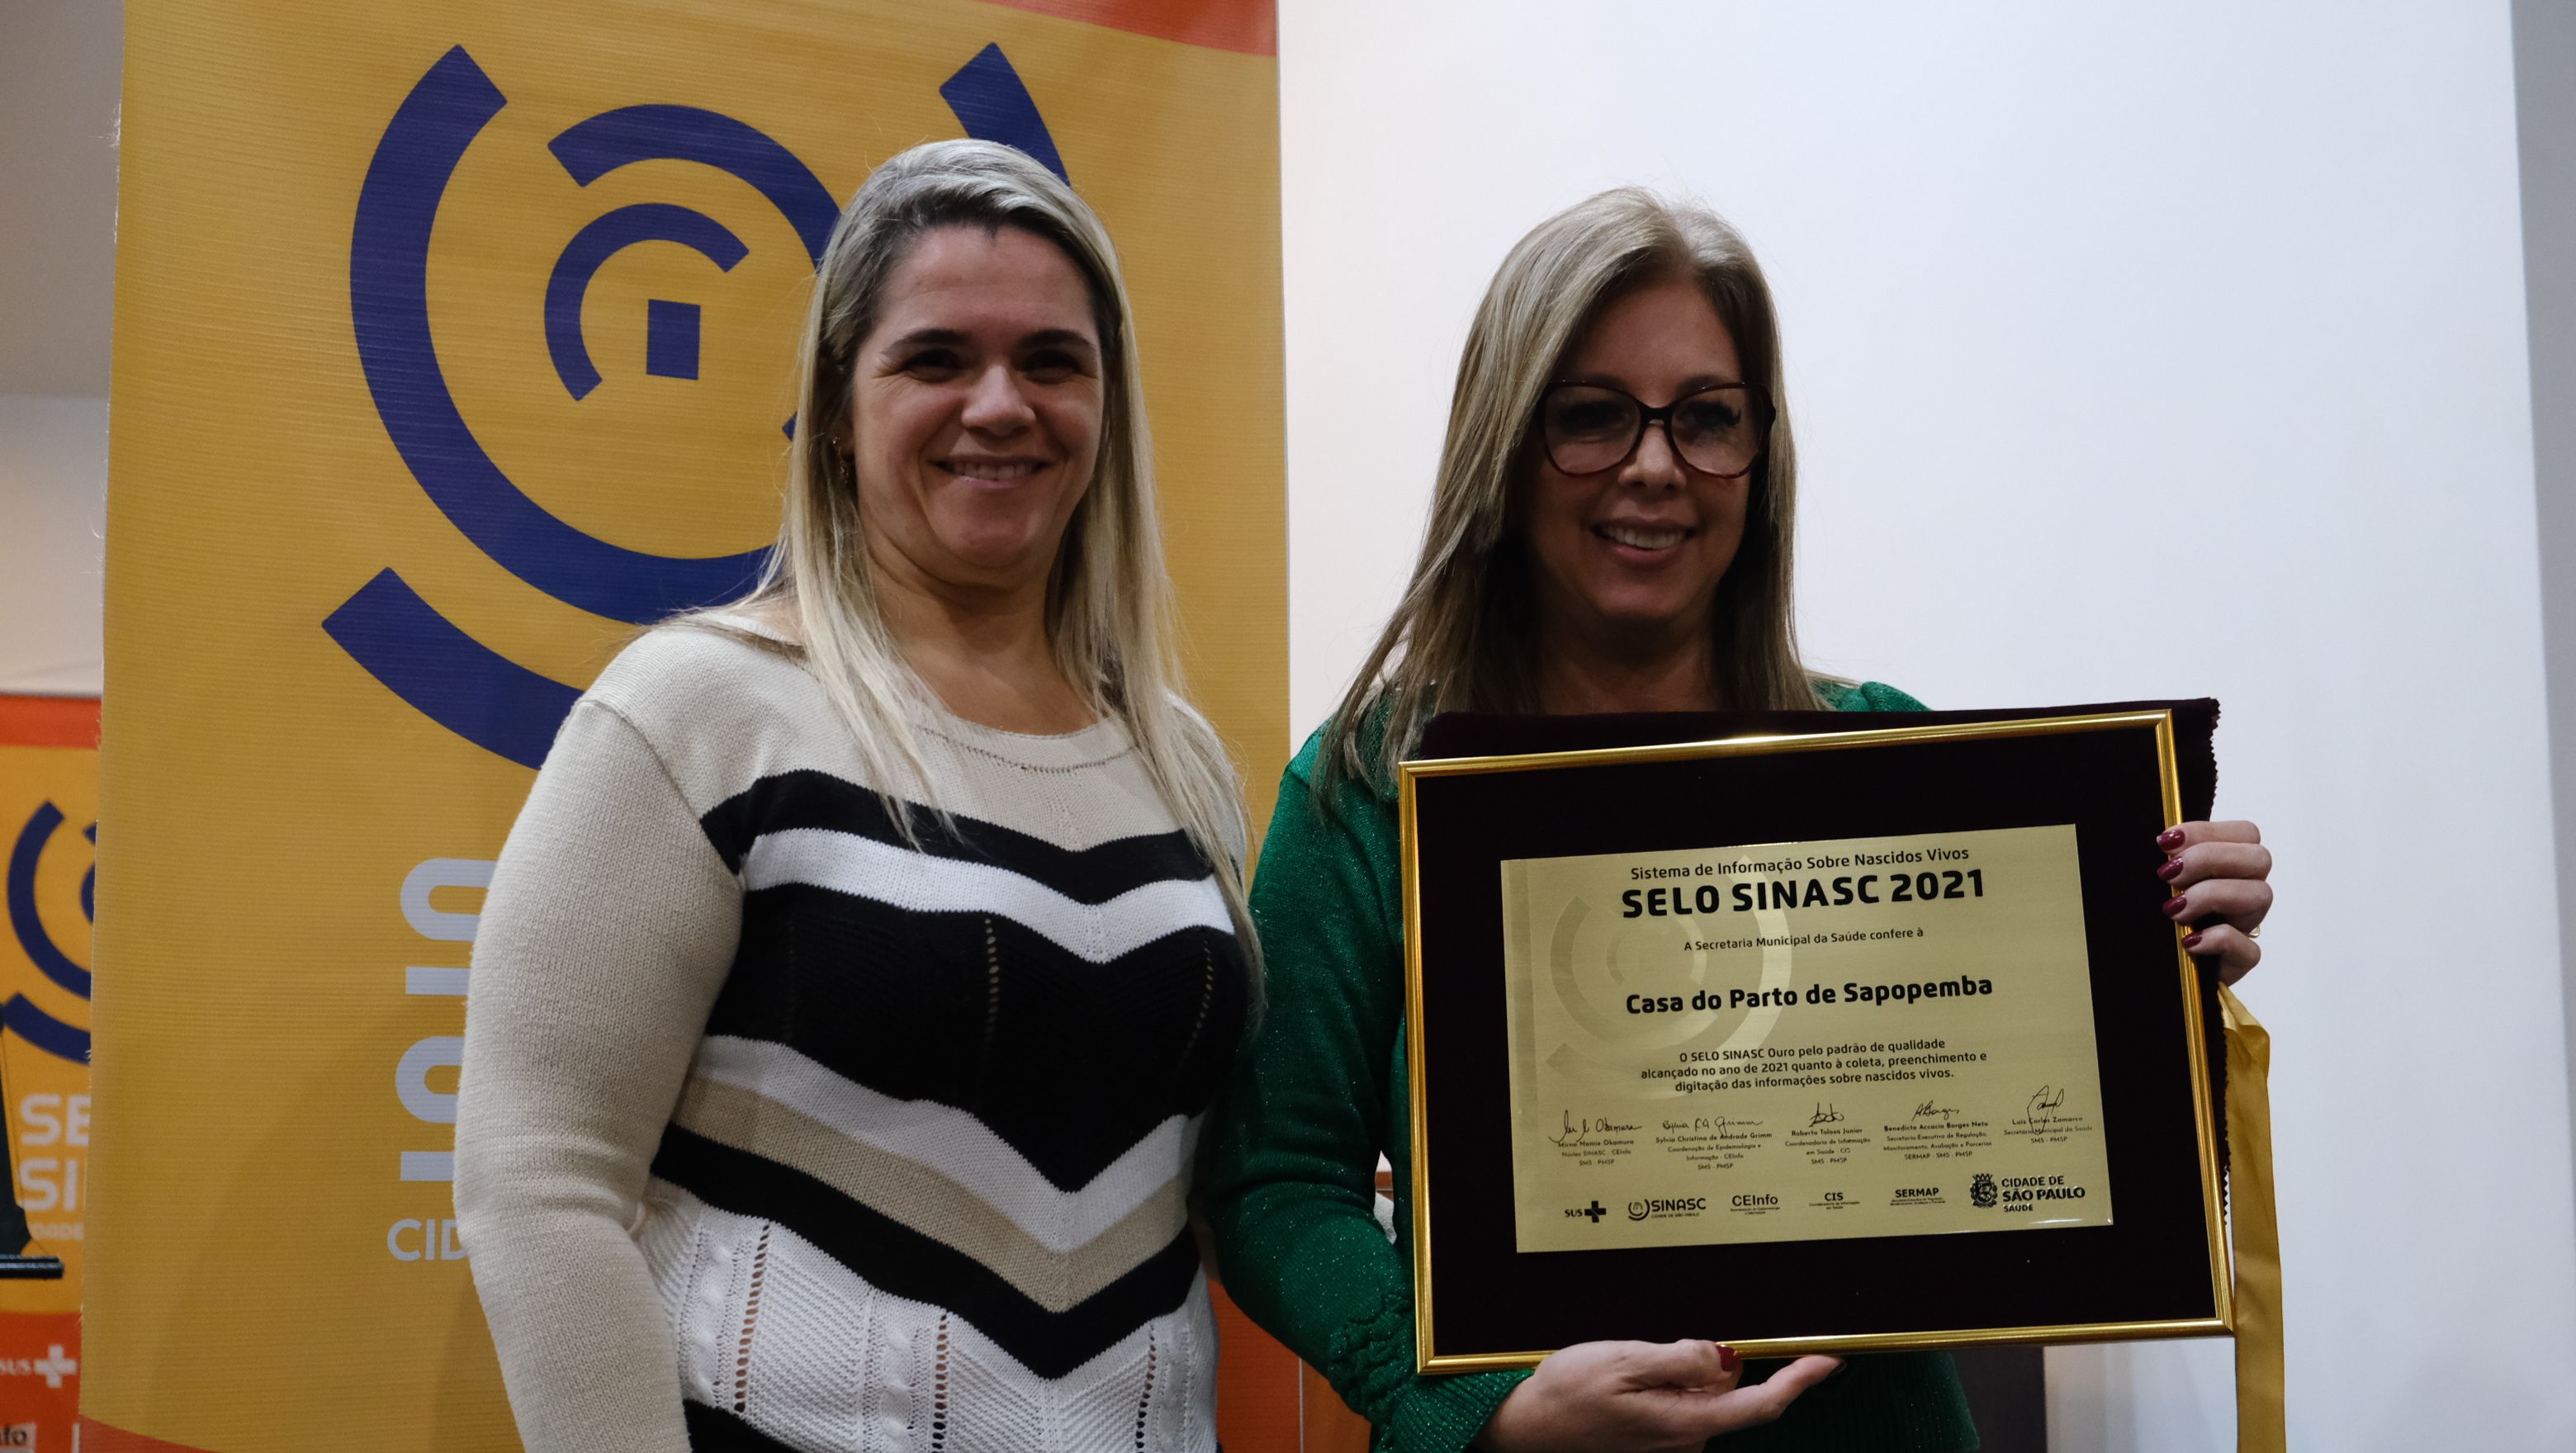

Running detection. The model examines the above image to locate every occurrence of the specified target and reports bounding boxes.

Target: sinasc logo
[1626,1195,1708,1221]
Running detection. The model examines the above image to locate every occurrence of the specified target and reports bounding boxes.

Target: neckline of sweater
[702,611,1136,772]
[904,699,1134,773]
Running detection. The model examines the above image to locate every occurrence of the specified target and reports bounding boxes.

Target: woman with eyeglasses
[1203,188,2273,1451]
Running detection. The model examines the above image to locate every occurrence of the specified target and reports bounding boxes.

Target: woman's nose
[961,363,1035,435]
[1622,418,1685,489]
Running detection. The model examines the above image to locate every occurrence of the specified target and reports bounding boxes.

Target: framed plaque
[1400,706,2234,1371]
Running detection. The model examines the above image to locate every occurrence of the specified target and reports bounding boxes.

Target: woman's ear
[817,388,854,457]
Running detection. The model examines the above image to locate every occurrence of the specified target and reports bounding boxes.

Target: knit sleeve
[454,699,742,1453]
[1810,678,1930,713]
[1205,735,1527,1451]
[1847,680,1928,712]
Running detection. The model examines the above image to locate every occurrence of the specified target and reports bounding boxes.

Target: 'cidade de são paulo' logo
[325,43,1070,766]
[4,804,92,1063]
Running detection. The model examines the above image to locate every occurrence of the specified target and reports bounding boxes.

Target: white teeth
[1600,523,1685,549]
[950,461,1039,481]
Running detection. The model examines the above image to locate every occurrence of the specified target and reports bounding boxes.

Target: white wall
[0,395,107,697]
[2516,0,2576,1255]
[0,1,117,399]
[1279,2,2576,1449]
[0,0,116,699]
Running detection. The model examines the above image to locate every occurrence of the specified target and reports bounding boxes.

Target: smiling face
[845,224,1106,602]
[1520,275,1755,662]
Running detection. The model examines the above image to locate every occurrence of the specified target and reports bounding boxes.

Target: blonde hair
[706,139,1259,987]
[1323,187,1821,791]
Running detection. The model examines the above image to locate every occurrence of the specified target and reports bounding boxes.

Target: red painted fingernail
[2162,895,2190,919]
[2157,857,2185,882]
[2183,930,2205,950]
[1717,1344,1741,1372]
[2157,827,2185,850]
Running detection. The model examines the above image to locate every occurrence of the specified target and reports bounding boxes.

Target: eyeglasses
[1535,381,1773,480]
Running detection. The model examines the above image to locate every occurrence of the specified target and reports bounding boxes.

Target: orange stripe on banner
[0,695,101,749]
[980,0,1275,54]
[78,1421,218,1453]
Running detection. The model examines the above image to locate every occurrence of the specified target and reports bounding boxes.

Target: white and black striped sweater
[456,626,1248,1453]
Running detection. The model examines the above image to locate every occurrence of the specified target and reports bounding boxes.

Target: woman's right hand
[1475,1340,1841,1451]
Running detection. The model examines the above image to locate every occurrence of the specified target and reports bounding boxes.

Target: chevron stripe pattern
[457,627,1250,1451]
[480,627,1259,1451]
[660,747,1247,1450]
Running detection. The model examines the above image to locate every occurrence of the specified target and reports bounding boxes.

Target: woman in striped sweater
[454,140,1257,1452]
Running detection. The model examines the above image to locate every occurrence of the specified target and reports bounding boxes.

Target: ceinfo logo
[325,44,1068,767]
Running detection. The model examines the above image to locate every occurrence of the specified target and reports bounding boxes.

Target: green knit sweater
[1205,682,1982,1452]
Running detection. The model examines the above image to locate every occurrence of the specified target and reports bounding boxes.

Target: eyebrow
[1558,371,1747,392]
[881,326,1100,354]
[1020,328,1098,353]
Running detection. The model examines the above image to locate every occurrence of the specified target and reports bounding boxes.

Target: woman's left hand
[2157,821,2271,984]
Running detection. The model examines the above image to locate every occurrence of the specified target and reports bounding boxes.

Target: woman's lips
[942,458,1048,481]
[1595,521,1688,551]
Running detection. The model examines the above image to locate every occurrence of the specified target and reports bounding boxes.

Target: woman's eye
[1022,348,1085,381]
[1551,400,1629,437]
[902,348,964,376]
[1675,400,1743,438]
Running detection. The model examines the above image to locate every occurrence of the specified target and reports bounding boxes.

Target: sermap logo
[3,804,92,1063]
[325,43,1070,767]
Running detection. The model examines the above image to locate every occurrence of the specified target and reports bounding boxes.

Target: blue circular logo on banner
[328,43,1067,767]
[4,804,92,1064]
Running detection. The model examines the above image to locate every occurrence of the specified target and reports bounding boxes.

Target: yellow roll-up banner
[97,2,1283,1447]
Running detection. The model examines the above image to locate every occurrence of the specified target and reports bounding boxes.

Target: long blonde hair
[709,139,1259,985]
[1324,187,1821,792]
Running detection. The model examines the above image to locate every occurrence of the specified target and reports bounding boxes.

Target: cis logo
[3,805,92,1063]
[326,42,1070,768]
